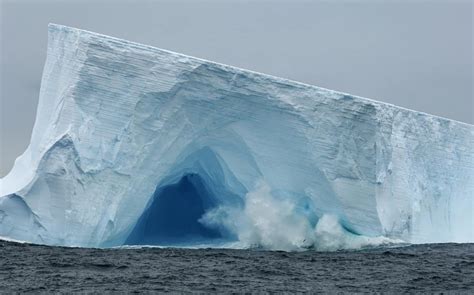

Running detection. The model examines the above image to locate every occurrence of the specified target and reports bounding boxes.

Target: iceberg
[0,24,472,250]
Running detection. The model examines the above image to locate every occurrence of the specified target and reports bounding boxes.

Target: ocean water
[1,240,473,293]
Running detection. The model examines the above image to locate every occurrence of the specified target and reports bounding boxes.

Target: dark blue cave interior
[125,173,222,245]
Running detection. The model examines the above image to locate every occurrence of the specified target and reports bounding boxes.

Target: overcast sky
[0,0,472,177]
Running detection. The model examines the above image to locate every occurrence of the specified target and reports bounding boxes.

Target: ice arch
[124,147,248,246]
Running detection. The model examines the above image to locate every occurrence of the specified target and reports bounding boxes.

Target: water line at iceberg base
[122,177,403,252]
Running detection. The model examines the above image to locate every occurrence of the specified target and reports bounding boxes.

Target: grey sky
[0,0,472,177]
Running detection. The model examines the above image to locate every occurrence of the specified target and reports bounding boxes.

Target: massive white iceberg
[0,24,473,250]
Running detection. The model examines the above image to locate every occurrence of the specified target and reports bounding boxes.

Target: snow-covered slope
[1,24,472,249]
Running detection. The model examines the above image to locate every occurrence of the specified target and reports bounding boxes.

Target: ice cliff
[1,24,473,250]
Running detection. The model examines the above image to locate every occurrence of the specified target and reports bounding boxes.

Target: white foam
[201,180,403,251]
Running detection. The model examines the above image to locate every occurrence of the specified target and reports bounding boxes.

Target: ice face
[0,24,472,249]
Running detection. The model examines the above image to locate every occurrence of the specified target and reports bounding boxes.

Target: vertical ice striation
[0,24,472,249]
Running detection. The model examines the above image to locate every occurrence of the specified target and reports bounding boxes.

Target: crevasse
[0,24,472,250]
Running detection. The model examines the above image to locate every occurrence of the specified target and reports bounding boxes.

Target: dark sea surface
[1,240,473,293]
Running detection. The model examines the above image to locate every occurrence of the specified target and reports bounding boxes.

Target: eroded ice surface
[0,24,473,250]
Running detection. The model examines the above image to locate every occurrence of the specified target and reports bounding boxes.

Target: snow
[0,24,472,249]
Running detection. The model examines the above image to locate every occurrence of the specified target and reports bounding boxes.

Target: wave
[198,180,404,251]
